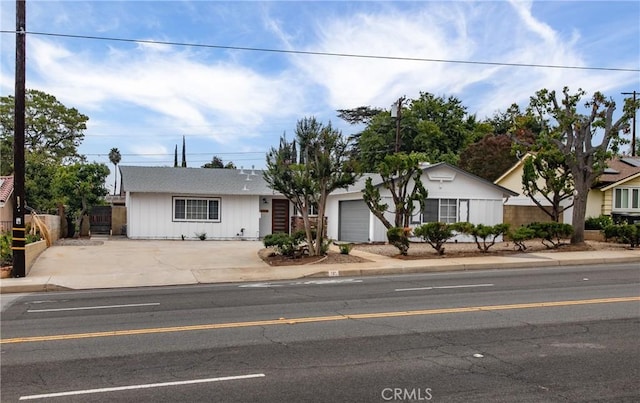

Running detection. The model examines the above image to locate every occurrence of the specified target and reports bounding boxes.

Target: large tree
[525,87,639,243]
[0,89,87,175]
[53,162,109,230]
[264,117,357,256]
[362,152,429,255]
[342,92,480,172]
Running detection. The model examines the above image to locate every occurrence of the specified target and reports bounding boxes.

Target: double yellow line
[2,296,638,344]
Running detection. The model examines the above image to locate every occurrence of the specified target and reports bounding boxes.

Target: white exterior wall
[328,165,512,243]
[127,192,261,240]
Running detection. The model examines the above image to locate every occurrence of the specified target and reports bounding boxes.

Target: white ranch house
[119,163,517,241]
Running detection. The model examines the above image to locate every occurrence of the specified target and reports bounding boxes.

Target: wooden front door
[271,199,290,234]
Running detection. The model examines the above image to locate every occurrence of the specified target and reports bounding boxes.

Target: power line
[1,30,638,73]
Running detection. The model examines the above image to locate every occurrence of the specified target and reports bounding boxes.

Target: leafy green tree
[524,87,638,244]
[362,152,429,255]
[264,117,357,256]
[413,222,455,255]
[25,153,58,213]
[344,92,480,172]
[53,162,109,230]
[202,156,236,169]
[521,151,573,222]
[108,148,121,195]
[0,89,87,175]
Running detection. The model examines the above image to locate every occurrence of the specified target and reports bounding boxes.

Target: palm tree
[108,147,122,195]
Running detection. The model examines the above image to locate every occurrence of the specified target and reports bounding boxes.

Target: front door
[271,199,290,234]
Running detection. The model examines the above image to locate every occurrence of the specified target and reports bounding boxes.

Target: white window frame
[173,197,221,222]
[421,198,469,224]
[613,187,640,211]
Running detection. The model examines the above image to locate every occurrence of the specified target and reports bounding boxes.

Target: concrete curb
[1,252,638,294]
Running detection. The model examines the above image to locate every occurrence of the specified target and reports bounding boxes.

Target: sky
[1,0,639,193]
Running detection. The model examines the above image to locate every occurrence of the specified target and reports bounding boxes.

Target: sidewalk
[1,239,639,293]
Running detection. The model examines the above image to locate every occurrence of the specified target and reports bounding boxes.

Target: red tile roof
[0,176,13,203]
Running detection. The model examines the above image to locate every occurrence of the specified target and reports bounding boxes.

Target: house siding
[127,192,261,239]
[605,176,640,216]
[327,165,509,243]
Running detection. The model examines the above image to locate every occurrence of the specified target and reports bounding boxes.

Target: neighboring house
[0,176,14,233]
[119,166,289,240]
[495,155,640,227]
[325,163,518,243]
[494,153,573,227]
[591,157,640,223]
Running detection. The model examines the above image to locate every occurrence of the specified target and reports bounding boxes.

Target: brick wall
[290,216,327,237]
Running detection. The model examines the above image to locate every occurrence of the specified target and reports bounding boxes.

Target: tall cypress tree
[173,145,178,167]
[181,136,187,167]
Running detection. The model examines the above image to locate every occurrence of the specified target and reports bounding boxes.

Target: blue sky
[1,0,639,193]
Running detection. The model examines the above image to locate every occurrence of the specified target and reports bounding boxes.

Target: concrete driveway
[27,239,271,289]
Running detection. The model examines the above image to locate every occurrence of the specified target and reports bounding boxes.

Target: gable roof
[423,162,518,197]
[332,163,517,197]
[493,152,534,185]
[119,166,276,196]
[0,176,14,204]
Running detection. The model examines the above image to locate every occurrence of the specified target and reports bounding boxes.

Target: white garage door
[339,200,370,242]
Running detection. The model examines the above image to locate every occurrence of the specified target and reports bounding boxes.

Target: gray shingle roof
[119,166,278,196]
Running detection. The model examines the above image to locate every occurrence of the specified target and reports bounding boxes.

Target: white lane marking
[395,283,494,292]
[27,303,160,313]
[238,283,282,288]
[19,373,266,400]
[239,279,363,288]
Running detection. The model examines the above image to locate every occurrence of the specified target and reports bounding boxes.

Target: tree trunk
[571,188,588,244]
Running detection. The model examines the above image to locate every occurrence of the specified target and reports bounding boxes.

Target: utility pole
[391,96,405,153]
[622,91,637,157]
[12,0,26,277]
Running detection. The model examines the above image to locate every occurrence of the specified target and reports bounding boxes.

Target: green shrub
[338,243,353,255]
[413,222,454,255]
[263,232,307,257]
[0,233,12,265]
[527,222,573,248]
[509,226,537,251]
[603,223,640,248]
[452,222,510,252]
[387,227,410,256]
[585,215,613,230]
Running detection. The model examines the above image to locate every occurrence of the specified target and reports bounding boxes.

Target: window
[173,197,221,221]
[294,203,319,216]
[422,198,467,223]
[614,188,640,211]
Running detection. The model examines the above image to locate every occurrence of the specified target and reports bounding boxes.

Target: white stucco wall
[126,192,261,239]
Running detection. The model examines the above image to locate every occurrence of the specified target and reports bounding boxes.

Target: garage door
[339,200,370,242]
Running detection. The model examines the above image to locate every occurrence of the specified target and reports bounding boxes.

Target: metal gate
[90,206,112,235]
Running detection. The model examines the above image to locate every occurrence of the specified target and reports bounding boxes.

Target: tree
[264,117,357,256]
[173,145,178,167]
[524,87,639,243]
[458,134,516,181]
[0,89,88,175]
[108,148,121,195]
[53,162,109,231]
[521,151,574,222]
[362,152,429,255]
[343,92,480,172]
[202,156,236,169]
[181,136,187,167]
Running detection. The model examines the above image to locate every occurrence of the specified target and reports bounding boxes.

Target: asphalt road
[1,263,639,402]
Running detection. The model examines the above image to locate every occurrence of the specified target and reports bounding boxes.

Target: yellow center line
[2,296,638,344]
